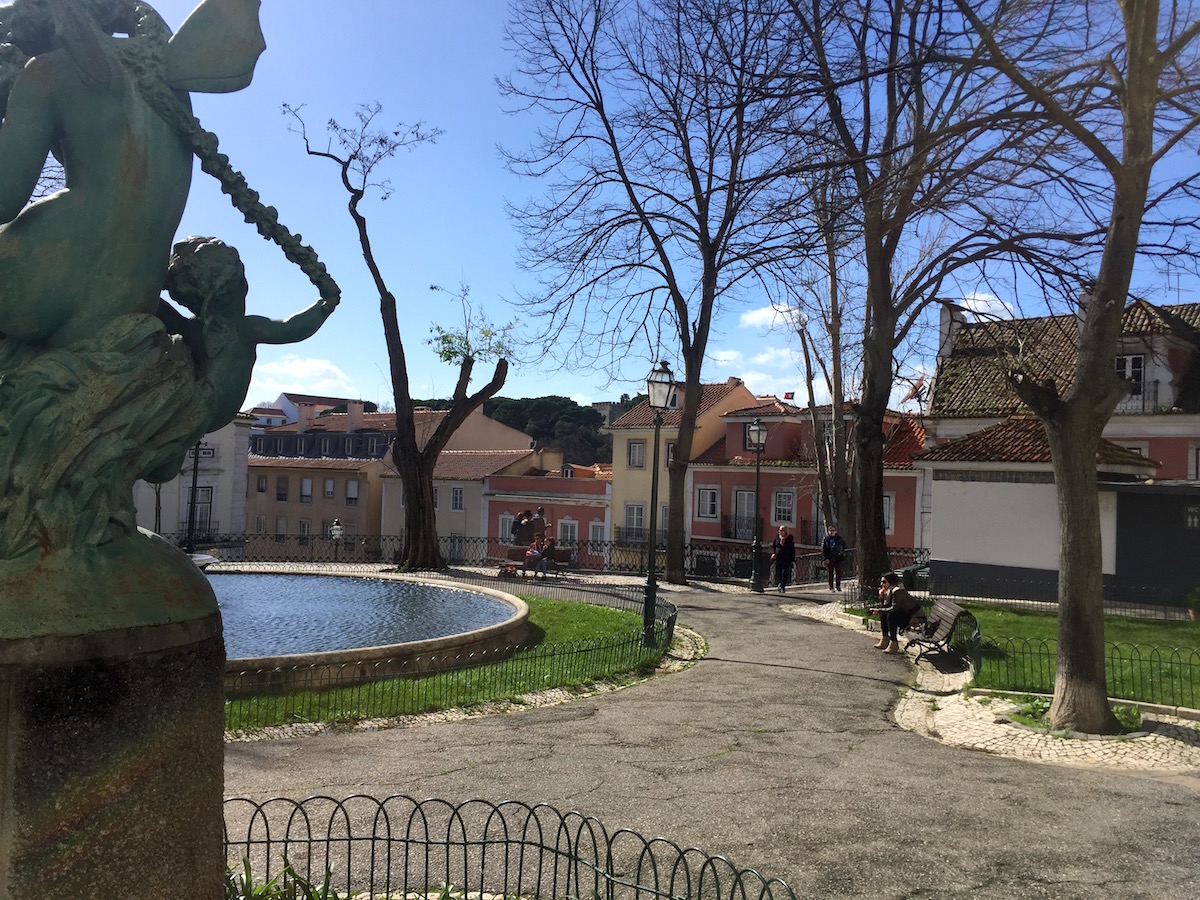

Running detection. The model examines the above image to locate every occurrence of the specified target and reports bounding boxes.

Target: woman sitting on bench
[870,572,921,654]
[524,534,546,577]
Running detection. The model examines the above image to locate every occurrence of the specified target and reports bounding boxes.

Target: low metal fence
[976,637,1200,709]
[924,575,1193,622]
[222,569,677,732]
[223,795,797,899]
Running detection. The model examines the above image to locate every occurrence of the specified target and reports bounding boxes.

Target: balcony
[612,525,667,546]
[720,514,762,541]
[1114,379,1160,414]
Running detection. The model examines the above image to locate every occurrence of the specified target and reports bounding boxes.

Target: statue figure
[159,235,336,436]
[0,0,338,604]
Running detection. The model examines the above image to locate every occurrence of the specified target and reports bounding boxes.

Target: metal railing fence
[976,637,1200,709]
[223,795,797,899]
[923,574,1194,621]
[221,569,677,732]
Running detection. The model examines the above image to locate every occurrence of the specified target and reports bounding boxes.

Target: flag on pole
[783,391,794,400]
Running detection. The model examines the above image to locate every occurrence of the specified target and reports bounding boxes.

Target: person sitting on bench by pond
[525,533,546,577]
[870,572,922,654]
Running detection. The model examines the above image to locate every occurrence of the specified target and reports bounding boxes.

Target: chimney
[347,399,365,432]
[296,403,316,434]
[937,303,967,359]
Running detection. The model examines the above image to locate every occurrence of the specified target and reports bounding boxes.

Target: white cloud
[247,354,359,406]
[709,348,744,368]
[750,346,797,367]
[738,306,783,329]
[739,370,829,404]
[959,292,1015,321]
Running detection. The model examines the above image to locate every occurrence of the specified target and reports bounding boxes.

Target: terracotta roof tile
[609,379,747,428]
[930,301,1200,418]
[248,455,372,471]
[723,397,807,418]
[914,417,1158,469]
[883,416,926,470]
[432,449,534,480]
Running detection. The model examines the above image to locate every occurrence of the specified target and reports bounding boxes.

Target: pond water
[210,574,514,659]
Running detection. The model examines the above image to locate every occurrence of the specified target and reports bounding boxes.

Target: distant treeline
[409,394,640,465]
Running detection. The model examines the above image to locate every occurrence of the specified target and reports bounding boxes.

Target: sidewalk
[224,575,1200,898]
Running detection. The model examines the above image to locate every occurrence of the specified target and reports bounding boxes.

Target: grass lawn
[225,596,660,732]
[965,603,1200,650]
[964,603,1200,707]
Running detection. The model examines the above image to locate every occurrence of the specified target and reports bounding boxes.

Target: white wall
[931,476,1117,574]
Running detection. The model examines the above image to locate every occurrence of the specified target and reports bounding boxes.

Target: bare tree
[286,104,510,570]
[785,0,1060,599]
[501,0,807,582]
[956,0,1200,733]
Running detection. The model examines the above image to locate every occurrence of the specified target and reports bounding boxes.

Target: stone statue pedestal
[0,533,224,898]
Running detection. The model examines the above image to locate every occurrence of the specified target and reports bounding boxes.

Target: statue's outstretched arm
[243,298,335,345]
[0,58,57,224]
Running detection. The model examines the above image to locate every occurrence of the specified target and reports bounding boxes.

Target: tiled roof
[432,449,535,480]
[930,301,1200,418]
[248,455,372,470]
[913,417,1159,469]
[882,416,926,470]
[723,397,807,418]
[280,392,360,406]
[265,411,425,434]
[691,435,729,465]
[609,378,747,428]
[247,407,285,416]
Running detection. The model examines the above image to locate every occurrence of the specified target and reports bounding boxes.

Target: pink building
[484,465,613,567]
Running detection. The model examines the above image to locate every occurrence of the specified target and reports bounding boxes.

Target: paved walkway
[224,572,1200,897]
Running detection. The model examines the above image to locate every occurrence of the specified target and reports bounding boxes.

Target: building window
[627,440,646,469]
[1116,354,1145,394]
[324,478,335,498]
[188,445,215,459]
[624,503,645,537]
[344,437,353,455]
[666,441,675,467]
[1187,503,1200,530]
[321,437,330,456]
[774,490,795,525]
[558,519,578,545]
[499,513,514,544]
[275,476,288,502]
[274,516,287,541]
[697,488,718,519]
[253,436,264,453]
[256,475,267,493]
[588,521,606,554]
[298,519,311,545]
[345,479,359,507]
[368,436,380,455]
[255,515,266,535]
[451,486,465,511]
[883,492,896,534]
[432,485,439,509]
[300,477,313,504]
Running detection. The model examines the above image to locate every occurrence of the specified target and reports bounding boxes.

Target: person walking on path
[822,526,846,591]
[770,526,796,593]
[871,571,922,653]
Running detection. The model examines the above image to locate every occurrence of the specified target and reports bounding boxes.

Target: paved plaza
[225,574,1200,898]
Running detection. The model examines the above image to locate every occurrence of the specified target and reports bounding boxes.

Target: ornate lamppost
[747,417,767,593]
[331,518,344,563]
[643,361,673,647]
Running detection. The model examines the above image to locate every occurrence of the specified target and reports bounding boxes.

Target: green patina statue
[0,0,339,634]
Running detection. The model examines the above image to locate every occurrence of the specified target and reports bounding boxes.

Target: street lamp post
[747,418,767,593]
[330,518,344,564]
[643,361,673,648]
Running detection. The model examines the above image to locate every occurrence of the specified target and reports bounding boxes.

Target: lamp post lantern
[643,361,673,647]
[330,518,344,563]
[747,418,767,593]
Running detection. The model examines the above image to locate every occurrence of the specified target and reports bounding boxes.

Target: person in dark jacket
[770,525,796,593]
[821,526,846,591]
[870,572,922,653]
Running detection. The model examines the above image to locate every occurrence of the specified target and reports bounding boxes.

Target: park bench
[904,597,968,664]
[498,545,574,578]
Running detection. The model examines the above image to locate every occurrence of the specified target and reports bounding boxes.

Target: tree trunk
[1044,412,1120,733]
[852,316,893,603]
[394,446,444,570]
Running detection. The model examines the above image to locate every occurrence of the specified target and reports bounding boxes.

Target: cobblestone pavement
[782,597,1200,782]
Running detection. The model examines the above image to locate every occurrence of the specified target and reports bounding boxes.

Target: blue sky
[150,0,826,410]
